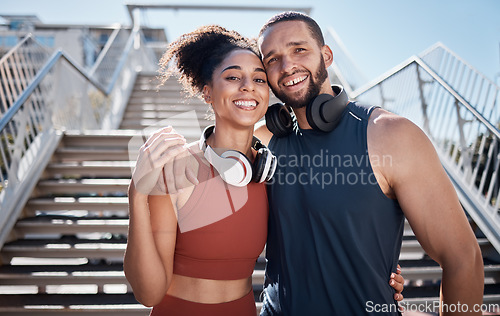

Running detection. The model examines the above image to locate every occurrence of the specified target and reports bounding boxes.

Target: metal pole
[126,4,313,25]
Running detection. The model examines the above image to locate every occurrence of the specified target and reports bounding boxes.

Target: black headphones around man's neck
[265,85,349,137]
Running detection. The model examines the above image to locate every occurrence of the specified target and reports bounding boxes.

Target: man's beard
[271,57,328,109]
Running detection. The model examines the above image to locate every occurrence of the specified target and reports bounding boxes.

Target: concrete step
[132,82,184,89]
[1,238,128,262]
[0,306,150,316]
[128,90,200,98]
[399,237,493,258]
[124,102,208,111]
[119,118,212,129]
[122,111,212,120]
[55,148,132,162]
[46,161,134,178]
[14,216,129,236]
[36,179,130,195]
[25,196,129,215]
[0,293,149,315]
[132,85,186,92]
[134,77,180,86]
[397,259,500,283]
[61,132,141,149]
[117,126,203,140]
[119,121,206,134]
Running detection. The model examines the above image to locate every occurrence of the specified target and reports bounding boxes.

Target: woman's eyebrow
[221,65,266,74]
[220,65,241,73]
[221,65,241,74]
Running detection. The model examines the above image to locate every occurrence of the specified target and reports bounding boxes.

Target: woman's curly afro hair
[158,25,259,98]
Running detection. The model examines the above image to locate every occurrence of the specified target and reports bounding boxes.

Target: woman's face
[205,49,269,129]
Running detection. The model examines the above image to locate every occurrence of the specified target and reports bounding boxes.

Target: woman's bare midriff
[166,274,252,303]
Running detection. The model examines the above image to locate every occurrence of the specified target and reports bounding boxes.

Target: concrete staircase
[0,131,146,315]
[0,128,267,315]
[119,73,214,140]
[399,220,500,308]
[0,73,499,315]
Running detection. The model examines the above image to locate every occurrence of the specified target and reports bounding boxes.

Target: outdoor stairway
[0,72,263,315]
[399,220,500,308]
[0,131,266,315]
[119,73,214,140]
[0,72,499,315]
[0,131,147,315]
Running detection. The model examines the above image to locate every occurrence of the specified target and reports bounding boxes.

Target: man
[155,12,482,315]
[253,11,483,315]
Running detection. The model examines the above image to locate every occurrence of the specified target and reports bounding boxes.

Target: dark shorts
[150,290,256,316]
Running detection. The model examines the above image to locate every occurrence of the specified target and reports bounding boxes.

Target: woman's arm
[124,184,178,307]
[124,126,185,306]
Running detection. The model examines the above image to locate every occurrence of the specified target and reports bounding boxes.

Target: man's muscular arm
[368,109,483,315]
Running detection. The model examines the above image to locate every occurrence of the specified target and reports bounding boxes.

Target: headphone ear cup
[252,149,271,183]
[253,148,277,183]
[306,94,335,132]
[265,103,293,137]
[203,146,253,187]
[267,154,277,182]
[219,150,253,187]
[306,85,348,132]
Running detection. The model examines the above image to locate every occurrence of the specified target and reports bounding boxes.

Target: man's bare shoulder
[368,108,425,145]
[368,108,440,178]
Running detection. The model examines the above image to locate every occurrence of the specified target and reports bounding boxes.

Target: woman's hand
[131,126,187,195]
[390,264,404,301]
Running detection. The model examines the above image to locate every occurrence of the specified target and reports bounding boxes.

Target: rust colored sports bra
[173,152,268,280]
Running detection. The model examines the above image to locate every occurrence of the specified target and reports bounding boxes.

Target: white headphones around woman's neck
[199,125,277,187]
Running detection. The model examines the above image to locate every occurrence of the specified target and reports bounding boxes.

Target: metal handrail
[421,42,500,91]
[126,4,312,24]
[88,26,122,77]
[0,50,106,132]
[351,53,500,253]
[0,34,44,64]
[414,57,500,138]
[106,26,139,94]
[324,27,368,94]
[0,34,52,114]
[352,56,500,139]
[0,24,158,248]
[419,42,500,127]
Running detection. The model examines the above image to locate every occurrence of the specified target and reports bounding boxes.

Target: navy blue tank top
[261,102,404,315]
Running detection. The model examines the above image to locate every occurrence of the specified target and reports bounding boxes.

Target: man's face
[259,20,330,109]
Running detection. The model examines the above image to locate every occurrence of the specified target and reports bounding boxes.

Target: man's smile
[283,75,308,87]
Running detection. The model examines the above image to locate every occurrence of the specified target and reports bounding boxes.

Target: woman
[124,25,403,316]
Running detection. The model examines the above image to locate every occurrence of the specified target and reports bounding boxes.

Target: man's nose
[280,55,296,74]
